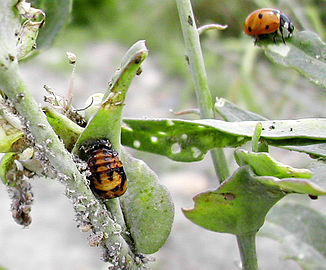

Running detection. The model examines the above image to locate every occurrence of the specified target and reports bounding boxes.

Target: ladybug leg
[279,27,286,44]
[272,31,277,44]
[254,36,259,45]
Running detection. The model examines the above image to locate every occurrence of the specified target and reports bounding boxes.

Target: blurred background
[1,0,326,269]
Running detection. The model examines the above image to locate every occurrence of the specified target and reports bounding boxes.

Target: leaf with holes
[122,118,326,162]
[262,31,326,90]
[260,202,326,269]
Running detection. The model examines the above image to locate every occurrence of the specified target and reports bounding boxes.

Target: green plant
[1,1,326,270]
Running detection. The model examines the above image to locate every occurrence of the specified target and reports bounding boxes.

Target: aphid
[244,8,294,44]
[85,139,127,199]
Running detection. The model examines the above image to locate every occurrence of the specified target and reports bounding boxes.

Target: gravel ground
[0,43,306,270]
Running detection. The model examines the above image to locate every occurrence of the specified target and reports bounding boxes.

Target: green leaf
[30,0,72,48]
[120,151,174,254]
[215,97,267,122]
[43,106,83,151]
[122,118,326,162]
[235,149,312,179]
[73,40,148,154]
[261,202,326,270]
[263,31,326,90]
[214,98,326,158]
[183,164,326,235]
[0,152,17,185]
[183,166,285,235]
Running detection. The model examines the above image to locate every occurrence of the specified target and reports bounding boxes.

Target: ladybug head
[280,13,294,36]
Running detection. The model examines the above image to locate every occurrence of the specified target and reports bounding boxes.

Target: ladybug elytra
[244,8,294,44]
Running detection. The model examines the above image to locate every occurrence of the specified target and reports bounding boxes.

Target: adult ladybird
[85,139,127,199]
[244,8,294,44]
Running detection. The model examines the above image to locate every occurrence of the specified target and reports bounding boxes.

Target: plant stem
[236,233,259,270]
[175,0,229,182]
[0,59,138,268]
[176,2,258,270]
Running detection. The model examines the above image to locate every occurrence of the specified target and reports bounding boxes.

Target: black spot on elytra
[258,13,263,19]
[265,25,269,30]
[248,26,252,32]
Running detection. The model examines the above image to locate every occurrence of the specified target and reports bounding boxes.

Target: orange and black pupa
[84,139,127,199]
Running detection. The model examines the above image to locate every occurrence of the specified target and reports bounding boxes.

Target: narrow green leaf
[235,149,312,179]
[263,31,326,90]
[73,40,148,154]
[261,202,326,270]
[120,151,174,254]
[0,152,17,185]
[252,122,263,152]
[122,118,326,162]
[215,98,326,157]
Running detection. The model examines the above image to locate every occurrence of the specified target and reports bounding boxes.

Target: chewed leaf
[235,149,312,179]
[183,164,326,235]
[264,31,326,90]
[261,202,326,269]
[183,167,285,235]
[122,118,326,162]
[120,150,174,254]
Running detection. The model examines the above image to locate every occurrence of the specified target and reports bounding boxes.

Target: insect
[243,8,294,44]
[85,139,127,199]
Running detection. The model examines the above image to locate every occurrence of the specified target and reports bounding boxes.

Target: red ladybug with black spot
[244,8,294,44]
